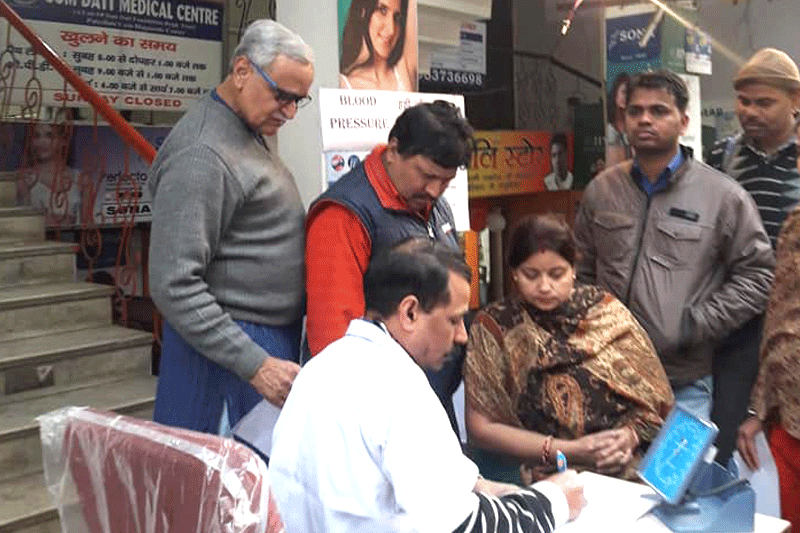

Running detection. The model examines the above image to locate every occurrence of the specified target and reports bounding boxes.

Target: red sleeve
[305,202,372,356]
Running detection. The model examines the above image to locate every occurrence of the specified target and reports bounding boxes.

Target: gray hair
[230,19,313,72]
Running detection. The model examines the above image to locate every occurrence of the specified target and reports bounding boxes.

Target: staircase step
[1,325,152,399]
[0,173,15,209]
[0,242,77,288]
[0,283,113,342]
[0,375,157,489]
[0,208,44,243]
[0,325,152,371]
[0,472,59,533]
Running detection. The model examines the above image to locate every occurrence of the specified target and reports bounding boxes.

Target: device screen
[637,406,718,504]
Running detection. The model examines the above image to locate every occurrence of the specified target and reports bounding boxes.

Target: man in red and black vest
[305,101,473,434]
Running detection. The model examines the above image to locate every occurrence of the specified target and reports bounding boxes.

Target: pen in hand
[556,450,567,472]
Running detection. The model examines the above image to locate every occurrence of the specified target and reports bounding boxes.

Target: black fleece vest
[312,160,459,256]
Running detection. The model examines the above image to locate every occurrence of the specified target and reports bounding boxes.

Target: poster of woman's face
[338,0,418,92]
[605,71,632,168]
[3,120,166,228]
[16,120,84,227]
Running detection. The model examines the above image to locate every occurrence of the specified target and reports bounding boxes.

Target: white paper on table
[732,431,781,517]
[556,471,660,532]
[231,399,282,458]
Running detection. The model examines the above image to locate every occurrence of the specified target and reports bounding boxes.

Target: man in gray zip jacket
[574,70,774,421]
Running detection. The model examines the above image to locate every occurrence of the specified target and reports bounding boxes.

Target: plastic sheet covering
[37,406,285,533]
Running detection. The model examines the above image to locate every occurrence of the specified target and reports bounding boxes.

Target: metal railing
[0,0,157,334]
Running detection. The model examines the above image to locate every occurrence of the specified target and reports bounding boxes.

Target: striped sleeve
[452,488,556,533]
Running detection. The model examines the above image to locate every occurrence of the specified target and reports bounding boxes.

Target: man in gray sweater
[148,20,314,440]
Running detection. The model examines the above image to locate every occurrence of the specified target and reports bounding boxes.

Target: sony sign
[606,11,661,63]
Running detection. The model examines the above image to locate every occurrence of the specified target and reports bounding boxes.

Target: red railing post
[0,0,156,164]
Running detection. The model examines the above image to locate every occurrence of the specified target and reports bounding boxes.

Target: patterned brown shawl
[751,205,800,439]
[465,284,673,447]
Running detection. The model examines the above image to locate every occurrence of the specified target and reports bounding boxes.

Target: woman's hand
[736,416,763,471]
[572,427,636,474]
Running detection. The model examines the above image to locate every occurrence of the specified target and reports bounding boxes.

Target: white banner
[319,88,469,231]
[2,0,223,111]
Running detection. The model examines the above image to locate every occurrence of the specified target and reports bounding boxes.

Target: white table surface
[556,472,790,533]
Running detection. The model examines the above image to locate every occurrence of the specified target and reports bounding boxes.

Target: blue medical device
[637,405,756,532]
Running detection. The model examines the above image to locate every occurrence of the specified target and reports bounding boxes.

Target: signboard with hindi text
[2,0,223,111]
[319,87,468,231]
[468,130,574,198]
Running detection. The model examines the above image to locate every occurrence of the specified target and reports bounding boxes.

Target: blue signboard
[606,11,662,81]
[7,0,222,40]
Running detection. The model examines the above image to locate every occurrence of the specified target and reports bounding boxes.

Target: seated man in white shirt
[270,239,586,533]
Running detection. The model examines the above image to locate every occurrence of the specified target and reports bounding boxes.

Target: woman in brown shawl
[736,117,800,533]
[465,214,673,482]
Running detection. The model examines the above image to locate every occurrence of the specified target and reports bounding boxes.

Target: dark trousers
[153,319,301,435]
[711,315,762,464]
